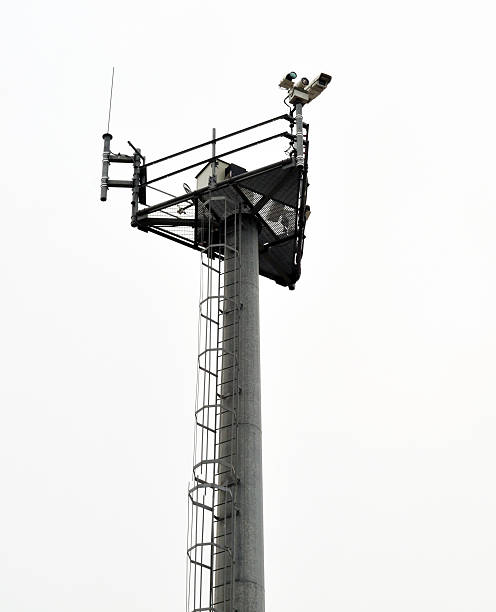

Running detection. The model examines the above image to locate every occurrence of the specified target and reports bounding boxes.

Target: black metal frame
[102,113,311,288]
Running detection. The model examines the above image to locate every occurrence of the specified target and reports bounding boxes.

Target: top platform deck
[133,115,310,288]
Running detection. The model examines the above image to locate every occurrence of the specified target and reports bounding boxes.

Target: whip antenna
[106,66,115,133]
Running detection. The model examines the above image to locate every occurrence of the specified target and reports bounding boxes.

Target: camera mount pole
[295,102,304,167]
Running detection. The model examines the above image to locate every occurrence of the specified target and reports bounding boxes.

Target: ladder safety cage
[187,198,242,612]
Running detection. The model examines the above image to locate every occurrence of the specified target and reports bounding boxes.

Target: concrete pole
[214,213,264,612]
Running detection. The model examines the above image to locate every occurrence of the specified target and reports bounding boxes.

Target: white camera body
[288,88,310,105]
[305,73,332,101]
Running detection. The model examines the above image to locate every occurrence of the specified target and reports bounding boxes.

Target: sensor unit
[279,70,332,106]
[288,88,310,105]
[279,71,297,90]
[305,72,332,101]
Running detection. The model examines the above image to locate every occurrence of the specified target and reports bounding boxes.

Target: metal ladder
[187,200,241,612]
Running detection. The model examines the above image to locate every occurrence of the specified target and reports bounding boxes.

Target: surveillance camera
[305,72,332,101]
[288,77,311,104]
[316,72,332,87]
[288,88,310,105]
[279,71,297,90]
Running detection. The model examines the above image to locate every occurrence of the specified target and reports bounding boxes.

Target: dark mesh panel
[239,187,263,207]
[259,240,296,286]
[259,200,296,237]
[237,165,300,208]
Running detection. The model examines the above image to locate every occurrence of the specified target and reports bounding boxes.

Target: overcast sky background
[1,1,496,610]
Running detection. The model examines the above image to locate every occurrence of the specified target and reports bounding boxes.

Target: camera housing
[295,77,309,89]
[305,72,332,101]
[279,71,297,90]
[288,88,310,105]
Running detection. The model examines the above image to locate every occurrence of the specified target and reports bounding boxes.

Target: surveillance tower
[99,71,331,612]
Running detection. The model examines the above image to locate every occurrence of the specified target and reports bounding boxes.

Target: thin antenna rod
[106,67,115,133]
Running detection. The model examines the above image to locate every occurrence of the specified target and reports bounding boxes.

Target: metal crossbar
[144,132,293,187]
[144,114,292,168]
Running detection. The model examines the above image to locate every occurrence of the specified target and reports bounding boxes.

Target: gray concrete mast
[214,212,264,612]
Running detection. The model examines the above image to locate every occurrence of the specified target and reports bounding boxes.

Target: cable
[146,184,177,199]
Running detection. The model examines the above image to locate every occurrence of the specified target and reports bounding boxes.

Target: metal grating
[136,159,309,288]
[259,199,297,237]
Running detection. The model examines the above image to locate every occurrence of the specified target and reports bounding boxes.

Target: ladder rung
[217,364,238,373]
[199,366,218,377]
[196,423,216,433]
[215,447,237,456]
[216,420,236,429]
[190,499,214,512]
[189,559,212,571]
[201,313,219,325]
[201,261,221,273]
[219,324,239,333]
[217,379,237,387]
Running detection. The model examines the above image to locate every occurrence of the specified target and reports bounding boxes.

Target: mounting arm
[100,133,112,201]
[99,133,135,202]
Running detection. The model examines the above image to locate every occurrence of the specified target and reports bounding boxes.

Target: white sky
[1,1,496,610]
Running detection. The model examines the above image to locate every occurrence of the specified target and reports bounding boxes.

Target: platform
[136,155,309,287]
